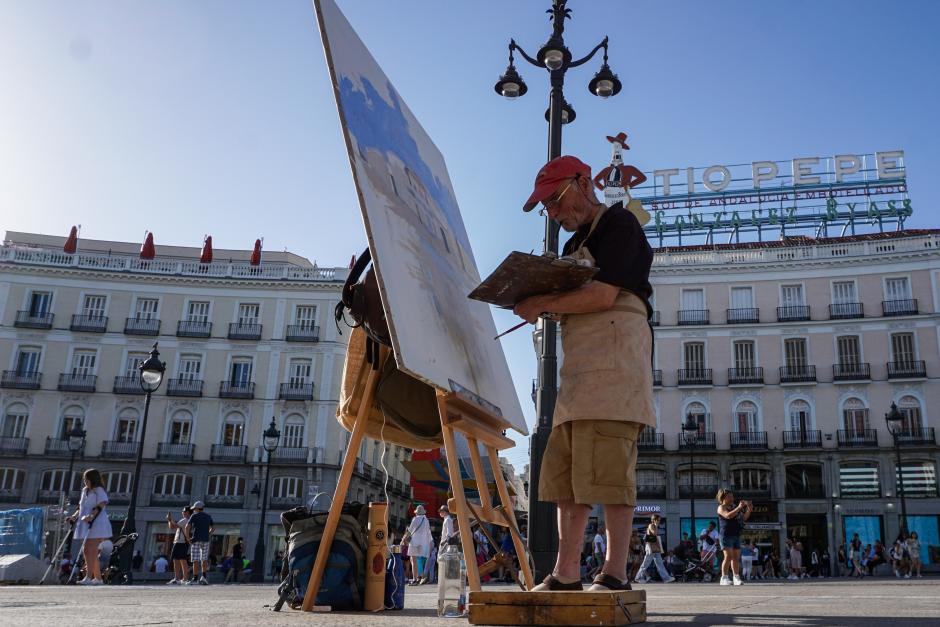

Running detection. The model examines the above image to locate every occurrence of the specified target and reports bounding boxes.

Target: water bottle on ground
[437,536,466,618]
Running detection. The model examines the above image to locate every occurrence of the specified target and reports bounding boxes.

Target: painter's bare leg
[554,500,591,579]
[601,504,635,580]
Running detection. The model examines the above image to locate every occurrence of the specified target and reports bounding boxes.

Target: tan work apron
[553,205,656,427]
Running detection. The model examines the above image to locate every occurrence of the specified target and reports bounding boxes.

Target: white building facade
[0,232,413,575]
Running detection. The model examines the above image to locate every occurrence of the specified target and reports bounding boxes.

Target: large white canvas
[314,0,527,435]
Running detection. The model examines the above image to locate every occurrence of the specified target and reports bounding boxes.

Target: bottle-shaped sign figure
[593,132,651,225]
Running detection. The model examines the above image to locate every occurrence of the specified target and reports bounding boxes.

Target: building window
[295,305,317,329]
[207,474,245,497]
[730,286,753,309]
[679,469,719,496]
[686,402,708,433]
[169,411,192,444]
[785,464,824,498]
[783,338,808,368]
[842,398,869,433]
[787,400,812,432]
[840,463,880,498]
[780,284,805,306]
[890,332,916,364]
[897,396,923,433]
[115,408,139,443]
[237,303,260,325]
[832,281,857,304]
[732,341,755,370]
[222,413,244,446]
[178,355,202,381]
[836,335,861,366]
[186,301,210,323]
[730,468,770,494]
[681,288,705,311]
[282,415,305,448]
[0,468,25,495]
[885,277,911,301]
[14,347,41,375]
[82,295,107,319]
[134,298,158,321]
[28,291,52,316]
[636,468,666,492]
[59,407,84,440]
[2,404,29,439]
[683,342,706,371]
[153,473,192,497]
[102,471,132,495]
[896,461,938,498]
[273,476,303,500]
[229,358,252,386]
[734,401,759,433]
[124,352,147,378]
[40,469,82,493]
[70,349,97,376]
[288,359,312,386]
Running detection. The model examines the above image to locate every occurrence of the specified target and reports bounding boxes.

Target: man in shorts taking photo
[187,501,214,585]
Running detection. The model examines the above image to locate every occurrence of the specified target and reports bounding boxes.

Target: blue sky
[2,1,938,470]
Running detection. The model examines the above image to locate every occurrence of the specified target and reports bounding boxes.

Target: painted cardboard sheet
[313,0,527,435]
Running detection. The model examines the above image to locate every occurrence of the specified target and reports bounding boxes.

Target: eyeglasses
[538,179,575,216]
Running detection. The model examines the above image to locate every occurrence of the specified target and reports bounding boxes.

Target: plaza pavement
[0,579,938,626]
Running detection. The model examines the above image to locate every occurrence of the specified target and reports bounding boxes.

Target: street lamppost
[494,0,623,579]
[62,424,86,557]
[682,414,699,548]
[885,402,908,537]
[118,343,165,581]
[251,418,280,582]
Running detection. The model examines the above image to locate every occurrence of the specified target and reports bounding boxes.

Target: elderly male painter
[513,155,655,592]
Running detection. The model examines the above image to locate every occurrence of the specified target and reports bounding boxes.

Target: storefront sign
[635,505,662,514]
[744,522,782,531]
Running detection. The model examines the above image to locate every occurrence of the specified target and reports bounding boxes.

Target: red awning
[250,238,262,266]
[200,235,213,264]
[63,226,78,254]
[140,232,155,259]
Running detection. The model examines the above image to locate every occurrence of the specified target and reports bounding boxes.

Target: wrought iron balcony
[101,440,138,459]
[828,303,863,320]
[882,299,918,316]
[14,310,53,329]
[166,378,204,397]
[0,488,22,503]
[637,429,664,451]
[731,485,772,498]
[1,370,41,390]
[832,362,871,381]
[678,432,716,450]
[779,364,816,384]
[227,322,262,340]
[219,381,254,399]
[0,437,29,457]
[124,317,160,336]
[57,373,96,393]
[677,309,709,325]
[837,429,878,448]
[887,360,926,380]
[279,382,314,401]
[726,308,759,324]
[777,305,810,322]
[45,437,85,457]
[210,444,247,462]
[650,310,660,326]
[266,446,311,464]
[157,442,195,461]
[636,484,667,499]
[677,368,712,386]
[204,494,245,508]
[113,375,143,395]
[893,428,936,446]
[108,492,131,505]
[679,483,720,498]
[728,367,764,385]
[652,370,662,387]
[151,494,191,507]
[286,324,320,342]
[70,314,108,333]
[270,495,304,509]
[783,430,822,448]
[730,431,768,449]
[177,320,212,338]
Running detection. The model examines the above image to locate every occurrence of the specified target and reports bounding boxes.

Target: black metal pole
[118,389,151,581]
[64,449,77,557]
[251,451,273,582]
[895,435,907,537]
[688,439,696,549]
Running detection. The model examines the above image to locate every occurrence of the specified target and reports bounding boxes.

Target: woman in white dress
[405,505,432,585]
[66,468,111,585]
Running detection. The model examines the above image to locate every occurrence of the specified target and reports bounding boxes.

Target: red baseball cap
[522,155,592,212]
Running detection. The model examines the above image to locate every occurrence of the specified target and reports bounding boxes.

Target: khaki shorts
[538,420,642,506]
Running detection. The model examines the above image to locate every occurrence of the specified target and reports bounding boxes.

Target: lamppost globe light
[68,425,86,453]
[543,100,576,124]
[263,418,281,453]
[885,401,903,433]
[541,48,565,70]
[588,64,622,98]
[139,343,166,393]
[494,65,528,99]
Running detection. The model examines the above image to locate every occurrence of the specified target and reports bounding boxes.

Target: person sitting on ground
[154,554,169,573]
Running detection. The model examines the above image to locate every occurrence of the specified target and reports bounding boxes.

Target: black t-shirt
[561,202,653,309]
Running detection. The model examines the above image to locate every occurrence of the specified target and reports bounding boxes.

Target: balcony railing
[650,310,660,326]
[267,447,311,464]
[887,361,927,379]
[204,494,245,508]
[228,322,262,340]
[151,494,191,507]
[728,367,764,385]
[124,317,160,336]
[828,303,863,320]
[893,428,937,446]
[780,365,817,384]
[113,375,143,395]
[678,432,716,450]
[730,431,768,449]
[286,325,320,342]
[0,437,29,457]
[166,378,204,397]
[783,430,822,448]
[177,320,212,338]
[637,429,664,451]
[882,299,918,316]
[270,495,304,508]
[677,309,709,325]
[44,437,85,457]
[837,429,878,448]
[108,492,131,505]
[219,381,255,399]
[57,373,97,393]
[1,370,41,390]
[14,310,54,329]
[210,444,247,462]
[726,308,759,324]
[101,440,139,459]
[679,483,721,498]
[157,442,195,461]
[652,370,662,387]
[777,305,810,322]
[832,363,871,381]
[0,489,22,503]
[677,368,712,386]
[279,382,314,401]
[70,314,108,333]
[637,484,667,499]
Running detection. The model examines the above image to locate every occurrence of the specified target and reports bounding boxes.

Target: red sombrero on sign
[605,132,630,149]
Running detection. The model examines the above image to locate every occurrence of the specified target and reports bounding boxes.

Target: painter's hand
[514,296,546,324]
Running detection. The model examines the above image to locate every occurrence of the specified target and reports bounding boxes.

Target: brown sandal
[532,574,584,591]
[590,573,632,591]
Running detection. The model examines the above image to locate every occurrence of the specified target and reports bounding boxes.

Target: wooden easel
[301,345,533,612]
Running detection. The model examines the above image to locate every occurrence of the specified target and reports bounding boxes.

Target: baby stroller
[104,532,139,585]
[682,545,717,582]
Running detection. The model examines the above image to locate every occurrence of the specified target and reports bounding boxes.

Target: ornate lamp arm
[510,40,543,68]
[568,37,609,69]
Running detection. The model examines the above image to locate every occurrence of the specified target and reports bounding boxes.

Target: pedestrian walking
[438,506,457,547]
[716,489,751,586]
[225,537,245,583]
[404,505,432,585]
[849,533,864,578]
[590,524,607,578]
[634,514,675,584]
[740,541,755,580]
[907,532,923,578]
[166,506,192,585]
[186,500,214,585]
[65,468,111,585]
[787,538,804,580]
[627,530,643,582]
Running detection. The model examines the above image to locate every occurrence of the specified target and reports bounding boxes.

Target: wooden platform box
[468,589,647,626]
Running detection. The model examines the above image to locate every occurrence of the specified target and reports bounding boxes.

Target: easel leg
[438,395,482,593]
[486,445,535,591]
[302,360,382,611]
